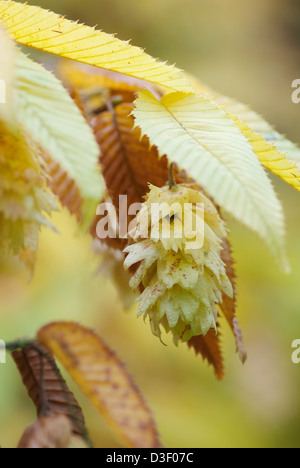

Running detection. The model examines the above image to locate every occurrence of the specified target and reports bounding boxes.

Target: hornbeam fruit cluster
[124,184,233,344]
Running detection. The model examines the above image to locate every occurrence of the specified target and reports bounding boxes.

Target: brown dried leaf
[37,322,161,448]
[12,343,85,436]
[232,317,247,364]
[18,415,88,449]
[58,65,186,241]
[59,61,160,109]
[90,102,185,249]
[220,239,247,363]
[187,326,225,380]
[42,152,83,221]
[92,103,170,201]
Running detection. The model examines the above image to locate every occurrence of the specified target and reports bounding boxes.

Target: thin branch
[168,162,177,189]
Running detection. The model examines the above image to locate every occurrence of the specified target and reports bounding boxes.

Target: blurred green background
[1,0,300,448]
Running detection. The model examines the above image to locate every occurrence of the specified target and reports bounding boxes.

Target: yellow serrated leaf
[188,73,300,190]
[0,1,193,94]
[232,116,300,192]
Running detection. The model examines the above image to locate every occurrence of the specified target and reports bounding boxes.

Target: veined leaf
[216,93,300,163]
[133,90,288,269]
[0,1,193,94]
[188,75,300,189]
[234,117,300,193]
[12,343,86,436]
[14,51,105,223]
[42,152,83,221]
[90,102,186,250]
[38,322,161,448]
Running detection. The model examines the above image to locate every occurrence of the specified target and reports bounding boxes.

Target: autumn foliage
[1,0,300,448]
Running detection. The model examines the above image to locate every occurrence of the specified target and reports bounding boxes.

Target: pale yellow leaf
[15,51,105,225]
[188,74,300,191]
[234,117,300,192]
[133,90,288,269]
